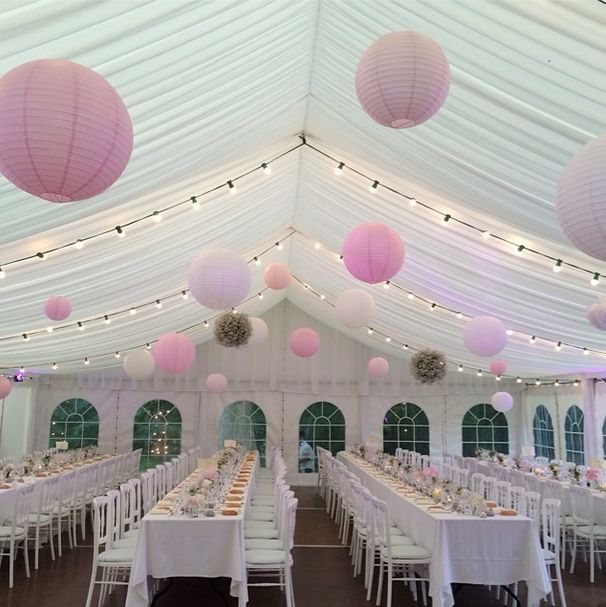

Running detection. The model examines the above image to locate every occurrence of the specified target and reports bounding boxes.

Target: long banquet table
[0,452,125,522]
[463,457,606,523]
[125,452,258,607]
[338,452,551,607]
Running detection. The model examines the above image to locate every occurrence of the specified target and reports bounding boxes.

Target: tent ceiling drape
[1,0,605,378]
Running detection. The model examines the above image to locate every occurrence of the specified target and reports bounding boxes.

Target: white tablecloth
[339,453,551,607]
[125,455,257,607]
[464,457,606,523]
[0,454,121,522]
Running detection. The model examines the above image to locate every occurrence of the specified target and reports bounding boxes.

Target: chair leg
[375,559,384,606]
[555,563,567,607]
[569,533,577,574]
[285,565,295,607]
[49,519,55,561]
[9,539,15,589]
[23,537,30,579]
[590,537,595,583]
[366,546,375,601]
[386,561,393,607]
[35,526,40,570]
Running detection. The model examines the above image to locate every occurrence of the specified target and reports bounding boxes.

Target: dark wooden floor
[1,487,605,606]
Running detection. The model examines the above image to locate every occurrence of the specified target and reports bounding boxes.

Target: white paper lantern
[556,134,606,260]
[123,350,155,380]
[587,300,606,330]
[248,317,269,345]
[335,289,376,329]
[187,248,251,309]
[463,316,507,357]
[491,392,514,413]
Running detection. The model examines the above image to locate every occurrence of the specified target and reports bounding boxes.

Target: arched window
[219,401,266,466]
[133,400,182,470]
[299,402,345,473]
[49,398,99,450]
[461,403,509,457]
[564,405,584,465]
[383,402,429,455]
[533,405,555,460]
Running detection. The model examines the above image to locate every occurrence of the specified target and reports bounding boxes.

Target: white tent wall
[0,383,35,458]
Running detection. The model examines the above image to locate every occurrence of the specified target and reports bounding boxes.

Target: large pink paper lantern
[0,59,133,202]
[0,376,11,399]
[368,357,389,378]
[343,223,405,284]
[356,32,450,129]
[587,300,606,330]
[289,328,320,358]
[491,392,514,413]
[123,350,155,380]
[489,359,507,376]
[463,316,507,358]
[248,317,269,345]
[263,262,291,290]
[206,373,228,393]
[335,289,376,329]
[153,333,196,374]
[187,248,251,310]
[556,134,606,261]
[44,295,72,321]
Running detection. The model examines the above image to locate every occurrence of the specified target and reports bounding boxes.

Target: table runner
[125,452,257,607]
[339,452,551,607]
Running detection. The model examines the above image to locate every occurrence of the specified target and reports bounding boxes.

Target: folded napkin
[0,483,12,489]
[221,509,239,516]
[230,489,244,495]
[233,482,246,488]
[150,506,171,515]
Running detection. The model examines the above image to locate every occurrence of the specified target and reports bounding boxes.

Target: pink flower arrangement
[422,466,439,479]
[202,468,217,481]
[585,468,601,482]
[521,460,533,472]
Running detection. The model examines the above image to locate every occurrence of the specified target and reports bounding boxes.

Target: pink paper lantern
[0,59,133,202]
[289,328,320,358]
[206,373,228,393]
[263,262,291,290]
[44,295,72,321]
[489,359,507,376]
[187,248,251,310]
[463,316,507,358]
[343,223,405,284]
[356,32,450,129]
[0,376,11,399]
[368,357,389,378]
[556,134,606,261]
[153,333,196,374]
[491,392,514,413]
[335,289,376,329]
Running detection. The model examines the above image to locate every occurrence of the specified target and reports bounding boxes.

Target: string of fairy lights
[289,273,581,388]
[293,229,606,360]
[0,134,598,386]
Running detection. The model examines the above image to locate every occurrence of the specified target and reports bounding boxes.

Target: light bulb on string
[591,273,600,286]
[458,364,463,372]
[482,230,490,240]
[37,252,45,260]
[320,294,326,300]
[385,337,391,343]
[314,242,321,250]
[573,380,579,387]
[258,292,264,299]
[456,312,463,319]
[152,211,162,223]
[367,328,373,335]
[75,239,84,250]
[182,291,189,300]
[442,214,451,225]
[261,162,271,175]
[253,257,260,266]
[369,180,379,193]
[408,197,417,207]
[84,358,90,365]
[555,342,562,351]
[114,351,120,359]
[190,196,200,210]
[554,380,560,387]
[430,303,437,311]
[52,363,58,370]
[516,377,522,383]
[78,322,84,331]
[334,162,344,176]
[583,348,590,356]
[496,375,501,381]
[104,315,111,325]
[383,281,390,289]
[407,293,414,300]
[22,333,28,341]
[203,321,209,328]
[506,329,513,336]
[227,180,237,194]
[529,335,536,344]
[535,379,541,386]
[477,370,483,377]
[46,326,53,333]
[156,300,162,309]
[146,343,152,350]
[116,226,125,238]
[402,344,408,350]
[130,308,137,315]
[275,242,283,251]
[514,244,525,256]
[553,259,562,273]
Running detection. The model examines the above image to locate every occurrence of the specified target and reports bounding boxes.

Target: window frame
[219,401,267,466]
[382,402,430,455]
[49,398,99,450]
[564,405,584,465]
[461,403,509,457]
[532,405,556,460]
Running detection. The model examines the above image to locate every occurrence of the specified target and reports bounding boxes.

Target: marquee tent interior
[0,1,606,605]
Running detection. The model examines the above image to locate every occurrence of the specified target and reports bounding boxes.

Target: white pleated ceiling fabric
[0,0,606,378]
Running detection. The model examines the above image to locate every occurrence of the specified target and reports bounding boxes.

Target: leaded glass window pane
[220,401,267,466]
[565,405,584,465]
[461,403,509,457]
[49,398,99,450]
[382,403,430,456]
[533,405,555,460]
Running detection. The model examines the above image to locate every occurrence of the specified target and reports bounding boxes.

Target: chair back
[120,482,137,535]
[481,476,497,501]
[520,491,541,535]
[129,477,143,524]
[471,472,484,495]
[508,486,525,512]
[36,474,60,516]
[91,495,111,553]
[419,455,430,469]
[106,489,122,544]
[140,471,154,515]
[155,464,167,498]
[541,498,561,559]
[496,480,511,508]
[455,468,469,488]
[569,485,593,526]
[369,496,391,553]
[12,483,35,529]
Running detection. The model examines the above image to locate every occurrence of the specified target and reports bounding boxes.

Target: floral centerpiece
[422,466,439,483]
[548,462,560,479]
[214,312,252,348]
[474,447,485,460]
[22,454,34,476]
[496,453,506,465]
[42,452,52,469]
[3,463,14,481]
[569,465,582,484]
[585,468,601,486]
[521,459,533,473]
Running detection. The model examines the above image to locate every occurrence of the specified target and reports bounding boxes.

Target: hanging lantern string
[291,273,580,386]
[0,140,304,275]
[300,135,605,286]
[1,287,272,372]
[1,231,295,344]
[294,228,606,358]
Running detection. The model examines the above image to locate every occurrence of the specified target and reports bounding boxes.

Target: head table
[338,452,551,607]
[125,451,258,607]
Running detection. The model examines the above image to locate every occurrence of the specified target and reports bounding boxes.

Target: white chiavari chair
[470,472,484,495]
[542,498,567,607]
[496,481,511,508]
